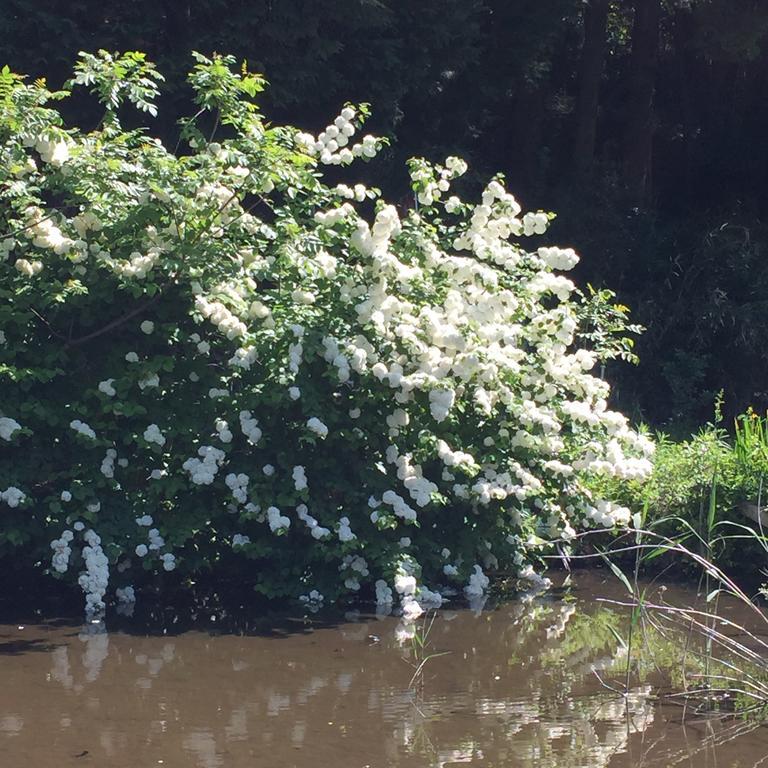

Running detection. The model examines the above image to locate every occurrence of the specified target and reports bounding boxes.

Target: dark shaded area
[2,0,768,429]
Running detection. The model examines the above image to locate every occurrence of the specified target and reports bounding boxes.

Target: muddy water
[1,572,767,768]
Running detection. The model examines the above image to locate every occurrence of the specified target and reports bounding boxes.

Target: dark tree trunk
[572,0,609,180]
[622,0,661,206]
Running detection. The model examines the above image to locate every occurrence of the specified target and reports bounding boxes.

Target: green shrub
[0,52,652,614]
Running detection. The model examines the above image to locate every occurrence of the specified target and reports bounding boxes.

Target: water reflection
[0,573,766,767]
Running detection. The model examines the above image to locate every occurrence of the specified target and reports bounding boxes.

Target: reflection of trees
[0,591,755,768]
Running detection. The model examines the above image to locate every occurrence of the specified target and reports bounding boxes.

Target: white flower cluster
[238,410,262,444]
[538,246,580,271]
[306,417,328,439]
[21,206,79,267]
[292,465,308,492]
[143,423,166,446]
[70,419,96,439]
[296,504,331,539]
[14,257,43,277]
[337,516,356,542]
[0,486,24,507]
[267,506,291,533]
[232,533,251,547]
[295,107,380,165]
[225,472,249,503]
[0,416,21,441]
[428,389,456,423]
[33,134,71,166]
[109,248,163,279]
[50,530,73,573]
[410,155,468,206]
[100,449,117,478]
[586,500,632,528]
[182,445,225,485]
[195,296,247,340]
[333,183,368,202]
[299,589,324,604]
[216,419,233,443]
[98,379,116,397]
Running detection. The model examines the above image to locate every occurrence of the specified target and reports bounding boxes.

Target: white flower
[70,419,96,440]
[1,487,25,508]
[292,465,308,492]
[394,574,417,596]
[239,411,262,444]
[140,320,155,334]
[61,491,72,502]
[267,506,290,532]
[306,417,328,439]
[98,379,116,397]
[143,423,166,447]
[0,417,22,441]
[291,289,316,305]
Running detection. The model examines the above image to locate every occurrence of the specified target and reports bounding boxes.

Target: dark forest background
[3,0,768,432]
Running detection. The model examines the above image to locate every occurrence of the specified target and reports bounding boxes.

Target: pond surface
[1,571,767,767]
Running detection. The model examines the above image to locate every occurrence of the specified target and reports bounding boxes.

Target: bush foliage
[0,52,653,613]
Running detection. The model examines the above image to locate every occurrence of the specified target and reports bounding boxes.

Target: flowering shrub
[0,52,653,615]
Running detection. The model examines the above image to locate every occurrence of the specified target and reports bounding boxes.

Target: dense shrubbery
[0,52,653,615]
[588,408,768,576]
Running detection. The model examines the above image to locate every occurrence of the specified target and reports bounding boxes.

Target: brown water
[1,572,767,768]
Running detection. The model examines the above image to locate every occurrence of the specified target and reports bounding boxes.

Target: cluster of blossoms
[70,420,96,439]
[143,424,166,447]
[182,446,226,485]
[267,506,291,533]
[1,486,26,507]
[294,106,382,166]
[50,531,74,573]
[297,504,331,539]
[0,52,652,615]
[0,416,22,441]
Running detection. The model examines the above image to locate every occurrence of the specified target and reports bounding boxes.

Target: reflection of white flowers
[78,529,109,614]
[464,565,489,599]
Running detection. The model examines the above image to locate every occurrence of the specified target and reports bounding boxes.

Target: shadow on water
[0,570,767,767]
